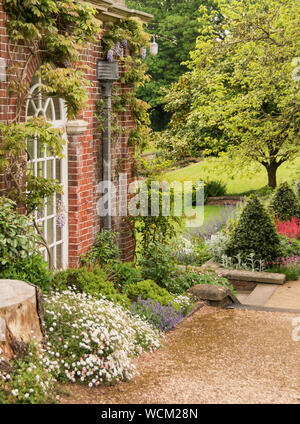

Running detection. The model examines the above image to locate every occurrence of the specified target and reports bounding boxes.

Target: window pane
[47,160,54,179]
[27,139,34,160]
[27,101,36,117]
[45,100,54,120]
[37,143,45,158]
[47,195,54,216]
[53,98,62,120]
[56,159,61,182]
[37,161,44,177]
[47,218,54,245]
[26,162,34,177]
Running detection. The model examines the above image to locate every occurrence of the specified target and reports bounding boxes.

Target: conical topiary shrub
[225,195,282,262]
[269,182,300,221]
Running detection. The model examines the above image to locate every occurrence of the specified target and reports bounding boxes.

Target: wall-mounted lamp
[0,58,6,82]
[150,36,158,57]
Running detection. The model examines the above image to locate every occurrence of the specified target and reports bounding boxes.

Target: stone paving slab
[243,284,278,306]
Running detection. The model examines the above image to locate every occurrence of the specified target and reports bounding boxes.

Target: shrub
[51,267,130,308]
[131,296,184,332]
[138,242,178,290]
[269,182,300,221]
[189,204,236,240]
[192,180,227,206]
[0,254,53,292]
[175,271,236,295]
[205,233,230,262]
[280,236,300,257]
[124,279,176,308]
[226,195,282,262]
[81,231,121,266]
[132,180,181,253]
[205,180,227,198]
[266,255,300,281]
[276,217,300,239]
[105,260,142,290]
[294,180,300,200]
[44,290,161,386]
[0,197,39,270]
[0,343,58,404]
[174,237,211,267]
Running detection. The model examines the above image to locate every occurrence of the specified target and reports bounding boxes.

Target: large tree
[126,0,220,131]
[161,0,300,188]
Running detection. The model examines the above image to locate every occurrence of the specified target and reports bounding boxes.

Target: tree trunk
[264,162,279,189]
[0,280,44,363]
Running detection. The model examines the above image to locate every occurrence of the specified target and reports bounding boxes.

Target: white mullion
[53,158,57,268]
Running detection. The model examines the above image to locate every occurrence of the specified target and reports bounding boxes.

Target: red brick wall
[0,4,137,267]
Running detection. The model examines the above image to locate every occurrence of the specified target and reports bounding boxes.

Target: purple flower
[56,213,66,228]
[114,42,123,58]
[141,47,147,60]
[121,39,128,49]
[131,296,184,332]
[107,49,114,63]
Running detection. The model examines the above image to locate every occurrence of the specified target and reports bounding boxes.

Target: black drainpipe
[97,61,119,230]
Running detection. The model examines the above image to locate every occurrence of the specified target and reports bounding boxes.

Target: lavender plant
[131,296,184,332]
[187,205,236,241]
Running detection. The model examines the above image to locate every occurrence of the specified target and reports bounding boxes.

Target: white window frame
[26,76,69,269]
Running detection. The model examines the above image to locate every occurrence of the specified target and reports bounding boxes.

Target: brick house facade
[0,0,152,268]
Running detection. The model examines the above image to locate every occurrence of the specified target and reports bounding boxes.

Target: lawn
[161,156,300,195]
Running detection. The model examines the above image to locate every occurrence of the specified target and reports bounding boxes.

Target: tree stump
[0,280,45,364]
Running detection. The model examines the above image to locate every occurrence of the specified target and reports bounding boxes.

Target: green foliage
[39,65,90,120]
[81,231,121,267]
[4,0,101,118]
[0,254,53,292]
[138,242,178,291]
[161,0,300,187]
[124,279,177,308]
[1,1,101,253]
[226,195,282,262]
[105,260,142,290]
[0,197,40,269]
[280,236,300,257]
[126,0,220,131]
[132,180,181,253]
[192,180,227,206]
[269,182,300,221]
[175,271,236,295]
[175,240,211,268]
[3,0,100,64]
[51,266,130,308]
[100,18,152,151]
[0,343,57,404]
[266,265,300,281]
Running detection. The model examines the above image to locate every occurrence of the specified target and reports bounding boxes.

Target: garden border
[184,260,286,285]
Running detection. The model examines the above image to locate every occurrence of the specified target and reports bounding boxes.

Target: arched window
[26,75,68,269]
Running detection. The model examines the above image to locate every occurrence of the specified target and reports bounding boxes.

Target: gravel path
[61,306,300,404]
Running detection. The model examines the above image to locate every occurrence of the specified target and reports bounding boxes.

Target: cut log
[0,280,44,362]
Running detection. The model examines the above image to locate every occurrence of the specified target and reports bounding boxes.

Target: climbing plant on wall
[98,18,152,152]
[0,0,102,267]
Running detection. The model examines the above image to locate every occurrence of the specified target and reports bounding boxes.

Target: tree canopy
[126,0,220,130]
[159,0,300,187]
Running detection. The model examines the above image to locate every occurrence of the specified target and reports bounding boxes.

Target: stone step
[243,284,278,306]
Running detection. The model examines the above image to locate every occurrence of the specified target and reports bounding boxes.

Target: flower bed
[0,289,161,403]
[276,217,300,239]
